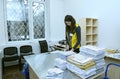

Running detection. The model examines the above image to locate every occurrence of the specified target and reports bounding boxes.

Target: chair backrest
[39,40,48,53]
[4,47,18,57]
[20,45,32,55]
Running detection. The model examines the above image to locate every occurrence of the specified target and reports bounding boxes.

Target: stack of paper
[46,68,64,79]
[80,45,105,60]
[58,51,75,60]
[95,59,105,69]
[67,54,95,70]
[80,45,105,72]
[66,54,96,79]
[67,62,96,79]
[54,58,67,70]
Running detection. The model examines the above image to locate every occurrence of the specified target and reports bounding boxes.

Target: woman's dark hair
[64,15,76,33]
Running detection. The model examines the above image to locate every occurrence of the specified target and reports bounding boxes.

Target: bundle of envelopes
[80,45,105,72]
[67,54,96,79]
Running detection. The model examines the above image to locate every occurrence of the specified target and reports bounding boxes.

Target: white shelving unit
[79,18,98,46]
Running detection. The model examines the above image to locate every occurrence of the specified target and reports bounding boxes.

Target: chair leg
[2,58,4,75]
[19,57,22,70]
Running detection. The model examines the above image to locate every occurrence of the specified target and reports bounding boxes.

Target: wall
[45,0,50,40]
[49,0,65,42]
[0,0,6,45]
[64,0,120,49]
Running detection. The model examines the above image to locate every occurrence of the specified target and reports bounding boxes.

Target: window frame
[4,0,47,43]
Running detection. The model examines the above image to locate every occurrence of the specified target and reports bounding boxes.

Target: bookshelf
[79,18,98,46]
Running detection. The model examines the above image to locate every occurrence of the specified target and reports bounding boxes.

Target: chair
[102,62,120,79]
[20,45,33,64]
[39,40,49,53]
[2,47,21,74]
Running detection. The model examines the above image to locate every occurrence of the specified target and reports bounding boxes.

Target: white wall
[0,0,6,45]
[64,0,120,49]
[45,0,50,40]
[49,0,65,42]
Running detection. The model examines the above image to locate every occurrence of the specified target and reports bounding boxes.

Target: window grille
[33,2,45,39]
[6,0,45,41]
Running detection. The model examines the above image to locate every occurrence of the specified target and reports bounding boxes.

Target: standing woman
[65,15,81,53]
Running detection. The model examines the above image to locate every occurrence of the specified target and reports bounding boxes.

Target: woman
[65,15,81,53]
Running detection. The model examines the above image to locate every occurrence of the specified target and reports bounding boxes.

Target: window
[33,2,45,39]
[5,0,45,41]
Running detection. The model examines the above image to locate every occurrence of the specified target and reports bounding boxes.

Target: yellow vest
[71,24,80,49]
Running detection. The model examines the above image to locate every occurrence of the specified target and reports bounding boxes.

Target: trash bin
[22,62,29,79]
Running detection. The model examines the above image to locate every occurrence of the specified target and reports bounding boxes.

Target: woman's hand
[70,48,74,51]
[65,45,69,51]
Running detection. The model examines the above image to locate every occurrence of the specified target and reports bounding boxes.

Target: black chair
[20,45,33,64]
[2,47,21,74]
[39,40,49,53]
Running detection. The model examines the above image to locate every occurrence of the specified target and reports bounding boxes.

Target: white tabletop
[105,53,120,60]
[24,52,59,79]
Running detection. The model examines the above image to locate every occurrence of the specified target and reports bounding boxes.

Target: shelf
[86,35,92,41]
[92,27,97,34]
[86,18,92,25]
[86,42,92,45]
[92,25,97,27]
[92,33,97,35]
[92,41,97,42]
[79,18,98,46]
[86,25,92,27]
[92,19,98,26]
[92,35,97,41]
[86,41,92,43]
[86,27,92,34]
[86,34,92,35]
[92,42,97,46]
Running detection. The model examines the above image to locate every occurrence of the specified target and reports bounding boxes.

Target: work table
[105,53,120,60]
[24,52,58,79]
[24,51,104,79]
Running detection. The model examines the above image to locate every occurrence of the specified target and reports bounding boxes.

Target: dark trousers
[69,48,80,53]
[74,48,80,53]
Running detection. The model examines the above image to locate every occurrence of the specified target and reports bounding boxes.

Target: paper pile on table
[46,68,64,79]
[80,45,105,72]
[67,54,96,79]
[54,58,67,70]
[58,51,75,60]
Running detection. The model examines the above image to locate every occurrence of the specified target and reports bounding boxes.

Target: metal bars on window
[33,2,45,39]
[6,0,29,41]
[6,0,45,41]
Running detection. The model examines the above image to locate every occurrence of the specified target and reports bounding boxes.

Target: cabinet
[79,18,98,46]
